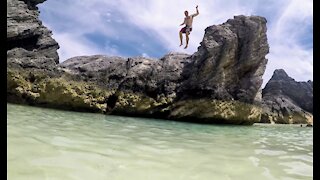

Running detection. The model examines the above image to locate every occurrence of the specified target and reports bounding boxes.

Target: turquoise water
[7,103,313,180]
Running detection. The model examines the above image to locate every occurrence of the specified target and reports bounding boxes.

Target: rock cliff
[7,0,270,125]
[58,15,269,124]
[7,0,59,70]
[261,69,313,124]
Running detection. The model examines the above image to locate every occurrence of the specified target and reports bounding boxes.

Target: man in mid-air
[179,5,199,49]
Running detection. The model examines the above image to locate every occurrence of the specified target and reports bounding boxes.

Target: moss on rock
[111,91,173,116]
[261,111,313,124]
[7,67,265,125]
[168,99,262,125]
[7,68,114,113]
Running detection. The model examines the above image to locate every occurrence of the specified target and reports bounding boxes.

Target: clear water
[7,103,313,180]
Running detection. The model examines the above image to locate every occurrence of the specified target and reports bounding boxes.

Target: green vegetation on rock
[7,68,114,113]
[169,99,262,125]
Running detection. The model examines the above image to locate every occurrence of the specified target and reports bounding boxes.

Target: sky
[38,0,313,87]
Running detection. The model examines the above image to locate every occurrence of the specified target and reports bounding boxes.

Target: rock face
[261,69,313,124]
[7,0,59,70]
[58,15,269,124]
[6,0,270,125]
[179,16,268,103]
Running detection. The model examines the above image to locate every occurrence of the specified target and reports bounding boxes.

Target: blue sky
[38,0,313,87]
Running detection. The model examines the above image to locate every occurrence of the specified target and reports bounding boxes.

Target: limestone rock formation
[59,15,269,124]
[178,16,268,104]
[6,0,270,125]
[7,0,59,70]
[261,69,313,124]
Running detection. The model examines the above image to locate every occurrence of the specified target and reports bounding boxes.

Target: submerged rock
[261,69,313,124]
[7,0,271,125]
[306,123,313,127]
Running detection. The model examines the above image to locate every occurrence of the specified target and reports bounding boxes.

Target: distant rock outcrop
[6,0,271,125]
[261,69,313,124]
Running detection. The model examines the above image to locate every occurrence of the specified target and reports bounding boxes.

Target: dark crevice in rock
[7,35,40,51]
[145,89,158,99]
[106,93,118,111]
[28,73,36,83]
[19,0,38,10]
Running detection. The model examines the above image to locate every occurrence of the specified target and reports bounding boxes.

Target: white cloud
[109,0,255,53]
[264,44,313,84]
[263,0,313,85]
[38,0,313,86]
[142,53,149,58]
[52,33,105,61]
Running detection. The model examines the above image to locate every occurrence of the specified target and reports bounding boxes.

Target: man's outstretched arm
[180,19,186,26]
[192,5,199,17]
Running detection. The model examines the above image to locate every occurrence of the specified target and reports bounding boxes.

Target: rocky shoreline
[7,0,313,125]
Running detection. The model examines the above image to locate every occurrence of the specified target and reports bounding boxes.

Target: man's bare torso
[185,16,194,28]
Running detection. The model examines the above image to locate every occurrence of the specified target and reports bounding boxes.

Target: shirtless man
[179,5,199,49]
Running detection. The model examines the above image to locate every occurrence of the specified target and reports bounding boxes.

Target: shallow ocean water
[7,103,313,180]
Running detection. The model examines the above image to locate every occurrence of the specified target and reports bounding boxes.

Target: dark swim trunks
[180,26,192,34]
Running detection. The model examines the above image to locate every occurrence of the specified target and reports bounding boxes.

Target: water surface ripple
[7,104,313,180]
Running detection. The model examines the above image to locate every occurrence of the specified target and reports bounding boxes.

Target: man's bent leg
[179,31,183,46]
[185,32,189,49]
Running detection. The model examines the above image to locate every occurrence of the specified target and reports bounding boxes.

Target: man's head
[184,11,189,17]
